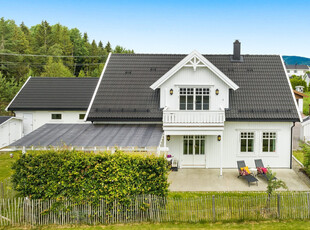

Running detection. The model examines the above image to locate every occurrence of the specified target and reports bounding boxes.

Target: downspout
[290,122,295,169]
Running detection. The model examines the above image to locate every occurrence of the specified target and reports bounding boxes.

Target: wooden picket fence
[1,193,310,226]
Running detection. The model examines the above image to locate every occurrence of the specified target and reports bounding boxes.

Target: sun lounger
[237,160,258,187]
[254,159,277,181]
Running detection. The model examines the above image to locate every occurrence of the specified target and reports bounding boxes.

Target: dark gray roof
[7,77,98,111]
[286,64,309,70]
[0,116,12,125]
[87,54,300,121]
[9,123,163,148]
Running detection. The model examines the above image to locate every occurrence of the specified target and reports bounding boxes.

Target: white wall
[287,69,308,77]
[159,67,230,110]
[0,118,22,148]
[15,111,89,135]
[166,122,293,168]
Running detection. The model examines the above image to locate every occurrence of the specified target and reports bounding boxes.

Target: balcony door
[182,136,206,167]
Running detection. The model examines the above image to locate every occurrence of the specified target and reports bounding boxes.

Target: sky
[1,0,309,57]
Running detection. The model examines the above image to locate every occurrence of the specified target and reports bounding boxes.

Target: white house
[286,64,309,77]
[5,77,98,137]
[6,41,301,173]
[303,72,310,85]
[0,116,22,148]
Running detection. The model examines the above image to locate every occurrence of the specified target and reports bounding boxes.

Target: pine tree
[105,41,112,53]
[41,57,74,77]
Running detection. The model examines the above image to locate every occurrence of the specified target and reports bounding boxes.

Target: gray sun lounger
[254,159,277,181]
[237,161,258,187]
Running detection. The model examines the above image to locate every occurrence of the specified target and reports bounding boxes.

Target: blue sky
[1,0,309,57]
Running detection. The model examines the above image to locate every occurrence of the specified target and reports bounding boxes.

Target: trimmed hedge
[11,150,169,204]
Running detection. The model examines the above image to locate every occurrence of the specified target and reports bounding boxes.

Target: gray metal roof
[87,54,300,121]
[286,64,309,70]
[7,77,98,111]
[9,123,163,148]
[0,116,12,125]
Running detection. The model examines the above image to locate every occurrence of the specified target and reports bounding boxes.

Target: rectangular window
[287,70,290,73]
[183,136,205,155]
[51,114,62,120]
[240,132,254,152]
[262,132,276,152]
[180,88,209,110]
[79,114,86,120]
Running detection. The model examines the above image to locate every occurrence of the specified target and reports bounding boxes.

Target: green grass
[2,220,310,230]
[0,152,19,181]
[303,91,310,115]
[293,150,305,165]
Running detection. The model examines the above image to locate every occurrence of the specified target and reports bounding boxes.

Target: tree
[78,70,86,78]
[41,57,74,77]
[290,75,307,92]
[104,41,112,53]
[114,45,134,54]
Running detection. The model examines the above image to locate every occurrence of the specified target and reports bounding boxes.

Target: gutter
[290,122,295,169]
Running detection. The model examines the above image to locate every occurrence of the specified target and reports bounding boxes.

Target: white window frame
[261,132,277,153]
[51,113,62,121]
[183,135,205,155]
[179,87,210,111]
[239,131,255,154]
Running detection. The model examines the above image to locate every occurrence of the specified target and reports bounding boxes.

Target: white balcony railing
[163,110,225,125]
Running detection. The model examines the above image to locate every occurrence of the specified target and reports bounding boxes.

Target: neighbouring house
[286,64,309,77]
[5,41,301,174]
[0,116,22,148]
[6,77,98,136]
[294,87,308,115]
[303,72,310,85]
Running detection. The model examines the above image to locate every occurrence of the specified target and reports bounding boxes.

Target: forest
[0,18,134,115]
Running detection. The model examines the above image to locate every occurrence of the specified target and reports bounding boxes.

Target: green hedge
[11,150,169,204]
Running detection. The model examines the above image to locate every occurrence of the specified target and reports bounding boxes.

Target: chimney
[233,40,241,60]
[231,40,243,62]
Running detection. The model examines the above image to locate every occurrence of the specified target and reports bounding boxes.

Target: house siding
[0,118,22,148]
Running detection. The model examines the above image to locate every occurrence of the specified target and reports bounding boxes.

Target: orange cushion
[240,166,251,174]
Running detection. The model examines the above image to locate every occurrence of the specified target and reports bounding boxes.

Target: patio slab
[168,169,310,192]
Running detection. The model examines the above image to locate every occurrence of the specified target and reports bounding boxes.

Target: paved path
[168,168,310,192]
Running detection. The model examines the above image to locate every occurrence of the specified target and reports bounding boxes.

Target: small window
[287,70,290,73]
[183,136,205,155]
[294,70,297,73]
[240,132,254,152]
[262,132,276,152]
[51,114,62,120]
[79,114,86,120]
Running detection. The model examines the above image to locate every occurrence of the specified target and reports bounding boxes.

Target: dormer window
[180,88,209,110]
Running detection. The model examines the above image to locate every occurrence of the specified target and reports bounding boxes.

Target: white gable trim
[280,55,302,122]
[84,52,112,121]
[5,76,32,111]
[150,50,239,90]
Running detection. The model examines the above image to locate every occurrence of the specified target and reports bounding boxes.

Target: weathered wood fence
[1,193,310,226]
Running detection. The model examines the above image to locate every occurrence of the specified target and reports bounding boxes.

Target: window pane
[270,139,276,152]
[188,140,193,155]
[241,139,247,152]
[51,114,62,120]
[79,114,85,120]
[248,139,254,152]
[201,140,205,155]
[183,140,188,155]
[187,96,193,110]
[196,95,202,110]
[180,96,186,110]
[203,96,209,110]
[195,139,200,155]
[263,139,269,152]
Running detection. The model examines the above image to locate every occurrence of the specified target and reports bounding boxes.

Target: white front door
[23,113,33,135]
[182,136,206,168]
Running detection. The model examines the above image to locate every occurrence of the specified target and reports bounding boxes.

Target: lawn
[2,220,310,230]
[0,152,19,181]
[303,91,310,115]
[293,150,305,165]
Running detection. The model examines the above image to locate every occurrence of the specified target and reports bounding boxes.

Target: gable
[150,50,239,90]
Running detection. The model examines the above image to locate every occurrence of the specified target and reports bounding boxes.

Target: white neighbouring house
[5,41,301,174]
[285,64,309,77]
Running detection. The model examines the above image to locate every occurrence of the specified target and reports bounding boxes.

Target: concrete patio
[168,169,310,191]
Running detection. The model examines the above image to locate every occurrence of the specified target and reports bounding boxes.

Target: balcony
[163,110,225,126]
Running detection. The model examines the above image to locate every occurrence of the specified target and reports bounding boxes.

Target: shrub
[301,143,310,175]
[290,75,307,92]
[11,150,169,205]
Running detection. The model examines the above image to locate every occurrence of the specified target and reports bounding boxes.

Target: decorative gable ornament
[150,50,239,90]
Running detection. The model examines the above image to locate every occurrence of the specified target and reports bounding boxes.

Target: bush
[11,150,169,204]
[290,75,308,92]
[300,143,310,175]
